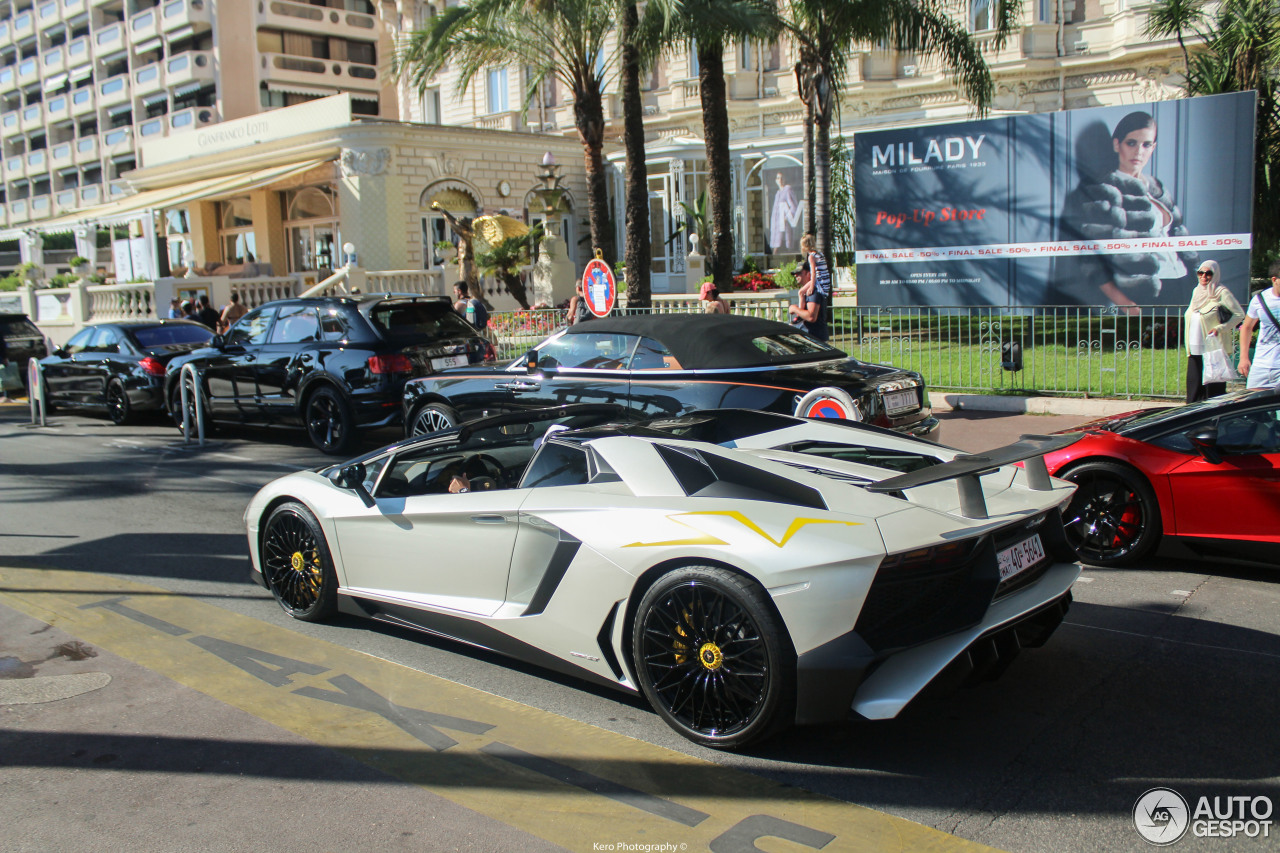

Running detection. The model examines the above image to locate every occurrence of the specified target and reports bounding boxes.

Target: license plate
[431,354,469,371]
[882,389,917,413]
[997,534,1046,581]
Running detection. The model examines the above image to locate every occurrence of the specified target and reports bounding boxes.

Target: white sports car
[245,405,1081,748]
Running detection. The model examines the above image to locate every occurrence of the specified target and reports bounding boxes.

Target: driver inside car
[436,456,502,493]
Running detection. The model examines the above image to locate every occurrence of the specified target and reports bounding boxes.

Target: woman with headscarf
[1184,259,1245,403]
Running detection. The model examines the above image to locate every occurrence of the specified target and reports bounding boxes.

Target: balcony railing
[26,150,46,170]
[97,74,130,107]
[138,117,164,138]
[74,136,99,161]
[130,8,159,41]
[20,104,44,132]
[133,61,163,93]
[71,86,95,115]
[164,50,214,87]
[42,46,66,73]
[51,142,73,166]
[14,12,35,38]
[168,105,216,132]
[63,0,87,15]
[67,37,90,62]
[79,184,101,203]
[256,0,377,38]
[161,0,213,33]
[18,58,40,86]
[92,23,124,59]
[1,111,19,135]
[260,52,380,92]
[46,95,69,119]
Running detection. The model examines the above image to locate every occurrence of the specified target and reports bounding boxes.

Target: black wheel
[632,566,795,749]
[106,379,132,425]
[168,379,210,433]
[409,401,460,437]
[260,502,337,622]
[1060,460,1162,567]
[40,379,57,413]
[305,386,355,454]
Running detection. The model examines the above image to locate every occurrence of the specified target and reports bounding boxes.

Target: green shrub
[0,273,22,292]
[774,260,799,290]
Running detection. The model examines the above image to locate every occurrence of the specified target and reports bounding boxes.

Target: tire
[408,401,461,437]
[169,379,210,433]
[631,565,795,749]
[305,386,355,455]
[106,379,132,426]
[794,386,860,421]
[260,501,338,622]
[1060,460,1162,567]
[40,379,57,413]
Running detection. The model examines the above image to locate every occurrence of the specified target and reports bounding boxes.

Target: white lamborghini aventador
[244,405,1081,748]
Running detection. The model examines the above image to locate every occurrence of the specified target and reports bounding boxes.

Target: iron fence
[486,303,1218,400]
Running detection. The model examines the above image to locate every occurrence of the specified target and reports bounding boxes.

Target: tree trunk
[620,1,652,308]
[813,70,834,258]
[803,97,815,238]
[574,83,616,266]
[698,43,734,292]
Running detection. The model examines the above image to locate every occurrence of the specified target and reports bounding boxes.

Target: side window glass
[539,334,636,370]
[95,328,121,354]
[520,441,590,488]
[629,336,681,370]
[227,309,276,346]
[1215,407,1280,455]
[319,308,349,341]
[269,306,321,344]
[64,328,94,354]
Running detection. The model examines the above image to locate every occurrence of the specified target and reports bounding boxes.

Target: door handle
[495,381,540,392]
[470,515,507,524]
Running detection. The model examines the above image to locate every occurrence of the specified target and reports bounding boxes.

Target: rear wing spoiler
[866,433,1083,519]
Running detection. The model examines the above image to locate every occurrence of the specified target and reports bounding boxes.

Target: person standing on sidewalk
[1184,260,1244,403]
[1238,260,1280,389]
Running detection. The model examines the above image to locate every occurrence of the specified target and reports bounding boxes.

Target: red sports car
[1042,388,1280,567]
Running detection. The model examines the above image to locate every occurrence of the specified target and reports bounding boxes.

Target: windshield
[1,317,42,337]
[369,301,474,339]
[131,324,214,348]
[749,332,841,362]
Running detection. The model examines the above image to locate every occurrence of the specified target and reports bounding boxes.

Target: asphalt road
[2,404,1279,852]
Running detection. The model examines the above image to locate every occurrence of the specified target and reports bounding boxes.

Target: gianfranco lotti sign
[853,91,1258,310]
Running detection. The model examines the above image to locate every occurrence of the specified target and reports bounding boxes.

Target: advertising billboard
[853,91,1257,310]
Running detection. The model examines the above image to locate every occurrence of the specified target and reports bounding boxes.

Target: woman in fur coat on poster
[1058,111,1197,314]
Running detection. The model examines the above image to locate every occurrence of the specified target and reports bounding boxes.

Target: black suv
[166,295,493,453]
[1,313,49,394]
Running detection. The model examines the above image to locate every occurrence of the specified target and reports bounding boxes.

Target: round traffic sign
[582,259,616,317]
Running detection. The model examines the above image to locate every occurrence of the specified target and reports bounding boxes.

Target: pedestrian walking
[1184,260,1244,403]
[219,292,248,333]
[1238,259,1280,389]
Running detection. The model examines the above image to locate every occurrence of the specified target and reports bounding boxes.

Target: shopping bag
[1202,348,1236,384]
[0,362,22,392]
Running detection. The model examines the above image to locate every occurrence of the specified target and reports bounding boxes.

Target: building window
[487,67,508,113]
[284,186,339,272]
[422,87,441,124]
[971,0,993,31]
[422,214,450,270]
[219,197,257,264]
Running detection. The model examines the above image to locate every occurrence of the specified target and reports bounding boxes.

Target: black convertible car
[402,313,939,438]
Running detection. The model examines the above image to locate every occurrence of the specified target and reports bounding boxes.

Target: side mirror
[53,347,68,358]
[525,349,538,375]
[1188,427,1222,465]
[329,463,375,507]
[209,334,225,349]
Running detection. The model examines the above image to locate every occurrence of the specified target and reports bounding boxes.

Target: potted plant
[434,239,457,263]
[69,256,92,276]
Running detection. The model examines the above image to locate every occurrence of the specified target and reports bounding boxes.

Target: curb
[932,393,1172,417]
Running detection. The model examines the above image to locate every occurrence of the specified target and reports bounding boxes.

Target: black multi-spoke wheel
[168,379,210,433]
[305,386,355,454]
[1061,460,1162,568]
[107,379,132,425]
[261,502,337,622]
[408,401,460,437]
[632,566,794,749]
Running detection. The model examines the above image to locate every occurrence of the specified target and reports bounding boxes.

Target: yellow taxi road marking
[0,567,1000,853]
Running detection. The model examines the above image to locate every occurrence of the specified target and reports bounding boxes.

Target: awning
[43,73,68,93]
[350,93,379,103]
[172,81,207,98]
[142,91,169,107]
[107,103,133,117]
[98,50,128,64]
[266,82,339,98]
[69,65,93,83]
[18,158,333,235]
[133,37,162,55]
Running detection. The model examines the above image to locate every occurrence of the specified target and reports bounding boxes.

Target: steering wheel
[465,453,504,490]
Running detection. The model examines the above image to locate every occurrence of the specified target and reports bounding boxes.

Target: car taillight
[139,357,166,376]
[368,354,412,374]
[879,538,980,571]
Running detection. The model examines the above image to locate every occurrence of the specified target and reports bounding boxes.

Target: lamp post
[529,151,574,307]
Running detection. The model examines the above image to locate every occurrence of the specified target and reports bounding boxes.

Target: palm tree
[786,0,1018,257]
[1184,0,1280,265]
[475,223,546,308]
[1145,0,1208,72]
[668,0,781,292]
[395,0,617,265]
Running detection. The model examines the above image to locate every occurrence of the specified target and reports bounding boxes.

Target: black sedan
[38,320,213,424]
[2,313,48,393]
[166,294,494,453]
[402,313,939,438]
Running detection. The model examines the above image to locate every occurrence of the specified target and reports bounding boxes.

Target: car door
[64,327,116,404]
[330,442,529,616]
[258,304,323,420]
[1165,402,1280,540]
[204,307,276,419]
[43,328,93,403]
[519,332,637,411]
[623,334,725,418]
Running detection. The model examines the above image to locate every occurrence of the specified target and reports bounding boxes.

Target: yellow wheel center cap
[290,552,305,572]
[698,643,724,671]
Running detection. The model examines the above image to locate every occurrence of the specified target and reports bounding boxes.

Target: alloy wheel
[262,510,326,614]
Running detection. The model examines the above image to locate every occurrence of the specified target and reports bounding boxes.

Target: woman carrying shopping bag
[1184,260,1245,403]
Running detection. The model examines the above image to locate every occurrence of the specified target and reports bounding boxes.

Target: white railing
[87,282,155,321]
[367,269,446,296]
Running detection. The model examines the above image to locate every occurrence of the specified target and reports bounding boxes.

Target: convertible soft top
[564,313,842,369]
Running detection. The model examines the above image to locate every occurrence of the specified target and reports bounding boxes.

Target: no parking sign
[582,257,616,318]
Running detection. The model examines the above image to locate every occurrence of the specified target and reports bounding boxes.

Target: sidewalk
[931,393,1171,418]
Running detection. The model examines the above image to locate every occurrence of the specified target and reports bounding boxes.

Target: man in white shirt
[1239,260,1280,389]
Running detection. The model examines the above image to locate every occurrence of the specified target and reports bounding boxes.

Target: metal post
[179,362,205,446]
[27,358,46,427]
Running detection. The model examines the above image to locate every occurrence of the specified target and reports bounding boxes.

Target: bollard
[27,359,46,427]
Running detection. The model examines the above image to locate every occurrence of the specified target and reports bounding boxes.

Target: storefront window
[165,207,191,270]
[284,186,338,271]
[219,197,256,264]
